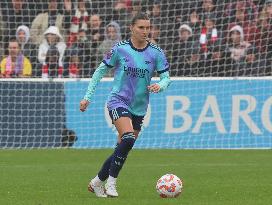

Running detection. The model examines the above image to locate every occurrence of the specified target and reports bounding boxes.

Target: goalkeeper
[80,12,171,198]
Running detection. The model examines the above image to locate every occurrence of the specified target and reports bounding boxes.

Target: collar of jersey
[128,39,150,52]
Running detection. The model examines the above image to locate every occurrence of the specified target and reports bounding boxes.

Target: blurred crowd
[0,0,271,78]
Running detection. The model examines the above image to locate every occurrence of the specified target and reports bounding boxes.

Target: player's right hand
[80,99,90,112]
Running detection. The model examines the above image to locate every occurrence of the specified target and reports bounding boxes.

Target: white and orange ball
[156,174,183,198]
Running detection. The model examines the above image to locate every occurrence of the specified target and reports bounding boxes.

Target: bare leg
[114,117,134,143]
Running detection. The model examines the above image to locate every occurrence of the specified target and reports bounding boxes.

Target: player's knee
[121,132,135,150]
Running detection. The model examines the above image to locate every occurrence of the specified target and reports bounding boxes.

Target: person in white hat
[169,24,196,76]
[224,24,252,76]
[38,26,66,78]
[16,25,38,70]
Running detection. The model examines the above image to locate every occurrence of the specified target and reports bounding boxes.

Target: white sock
[107,175,117,185]
[91,175,103,185]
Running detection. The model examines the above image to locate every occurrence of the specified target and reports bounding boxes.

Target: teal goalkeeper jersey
[103,40,169,116]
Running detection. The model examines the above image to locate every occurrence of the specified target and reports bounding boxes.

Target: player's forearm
[157,71,171,92]
[83,62,109,101]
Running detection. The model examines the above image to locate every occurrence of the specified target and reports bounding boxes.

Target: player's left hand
[147,84,160,93]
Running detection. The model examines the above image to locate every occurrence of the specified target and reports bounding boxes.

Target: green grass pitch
[0,149,271,205]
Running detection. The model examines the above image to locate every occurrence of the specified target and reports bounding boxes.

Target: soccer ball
[156,174,183,198]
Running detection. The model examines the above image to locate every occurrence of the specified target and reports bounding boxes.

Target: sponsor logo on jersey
[123,66,150,78]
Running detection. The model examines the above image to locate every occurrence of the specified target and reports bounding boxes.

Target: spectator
[199,13,222,62]
[97,21,122,61]
[150,0,165,24]
[38,26,66,78]
[169,24,197,76]
[86,0,112,18]
[162,0,191,26]
[114,0,133,13]
[88,14,104,45]
[67,29,92,77]
[187,9,202,41]
[258,0,272,56]
[67,48,82,78]
[225,0,260,46]
[149,23,161,45]
[225,25,251,76]
[88,14,104,69]
[201,0,217,12]
[30,0,64,45]
[112,0,132,39]
[186,44,203,76]
[114,0,132,11]
[198,12,226,76]
[62,0,76,31]
[115,0,145,39]
[96,21,122,77]
[150,0,174,44]
[0,9,4,59]
[1,0,32,33]
[199,0,217,19]
[27,0,47,15]
[16,25,38,75]
[197,0,224,29]
[209,44,227,76]
[0,39,32,78]
[238,45,268,76]
[131,0,143,17]
[67,0,90,47]
[1,0,33,55]
[16,26,31,54]
[225,0,258,24]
